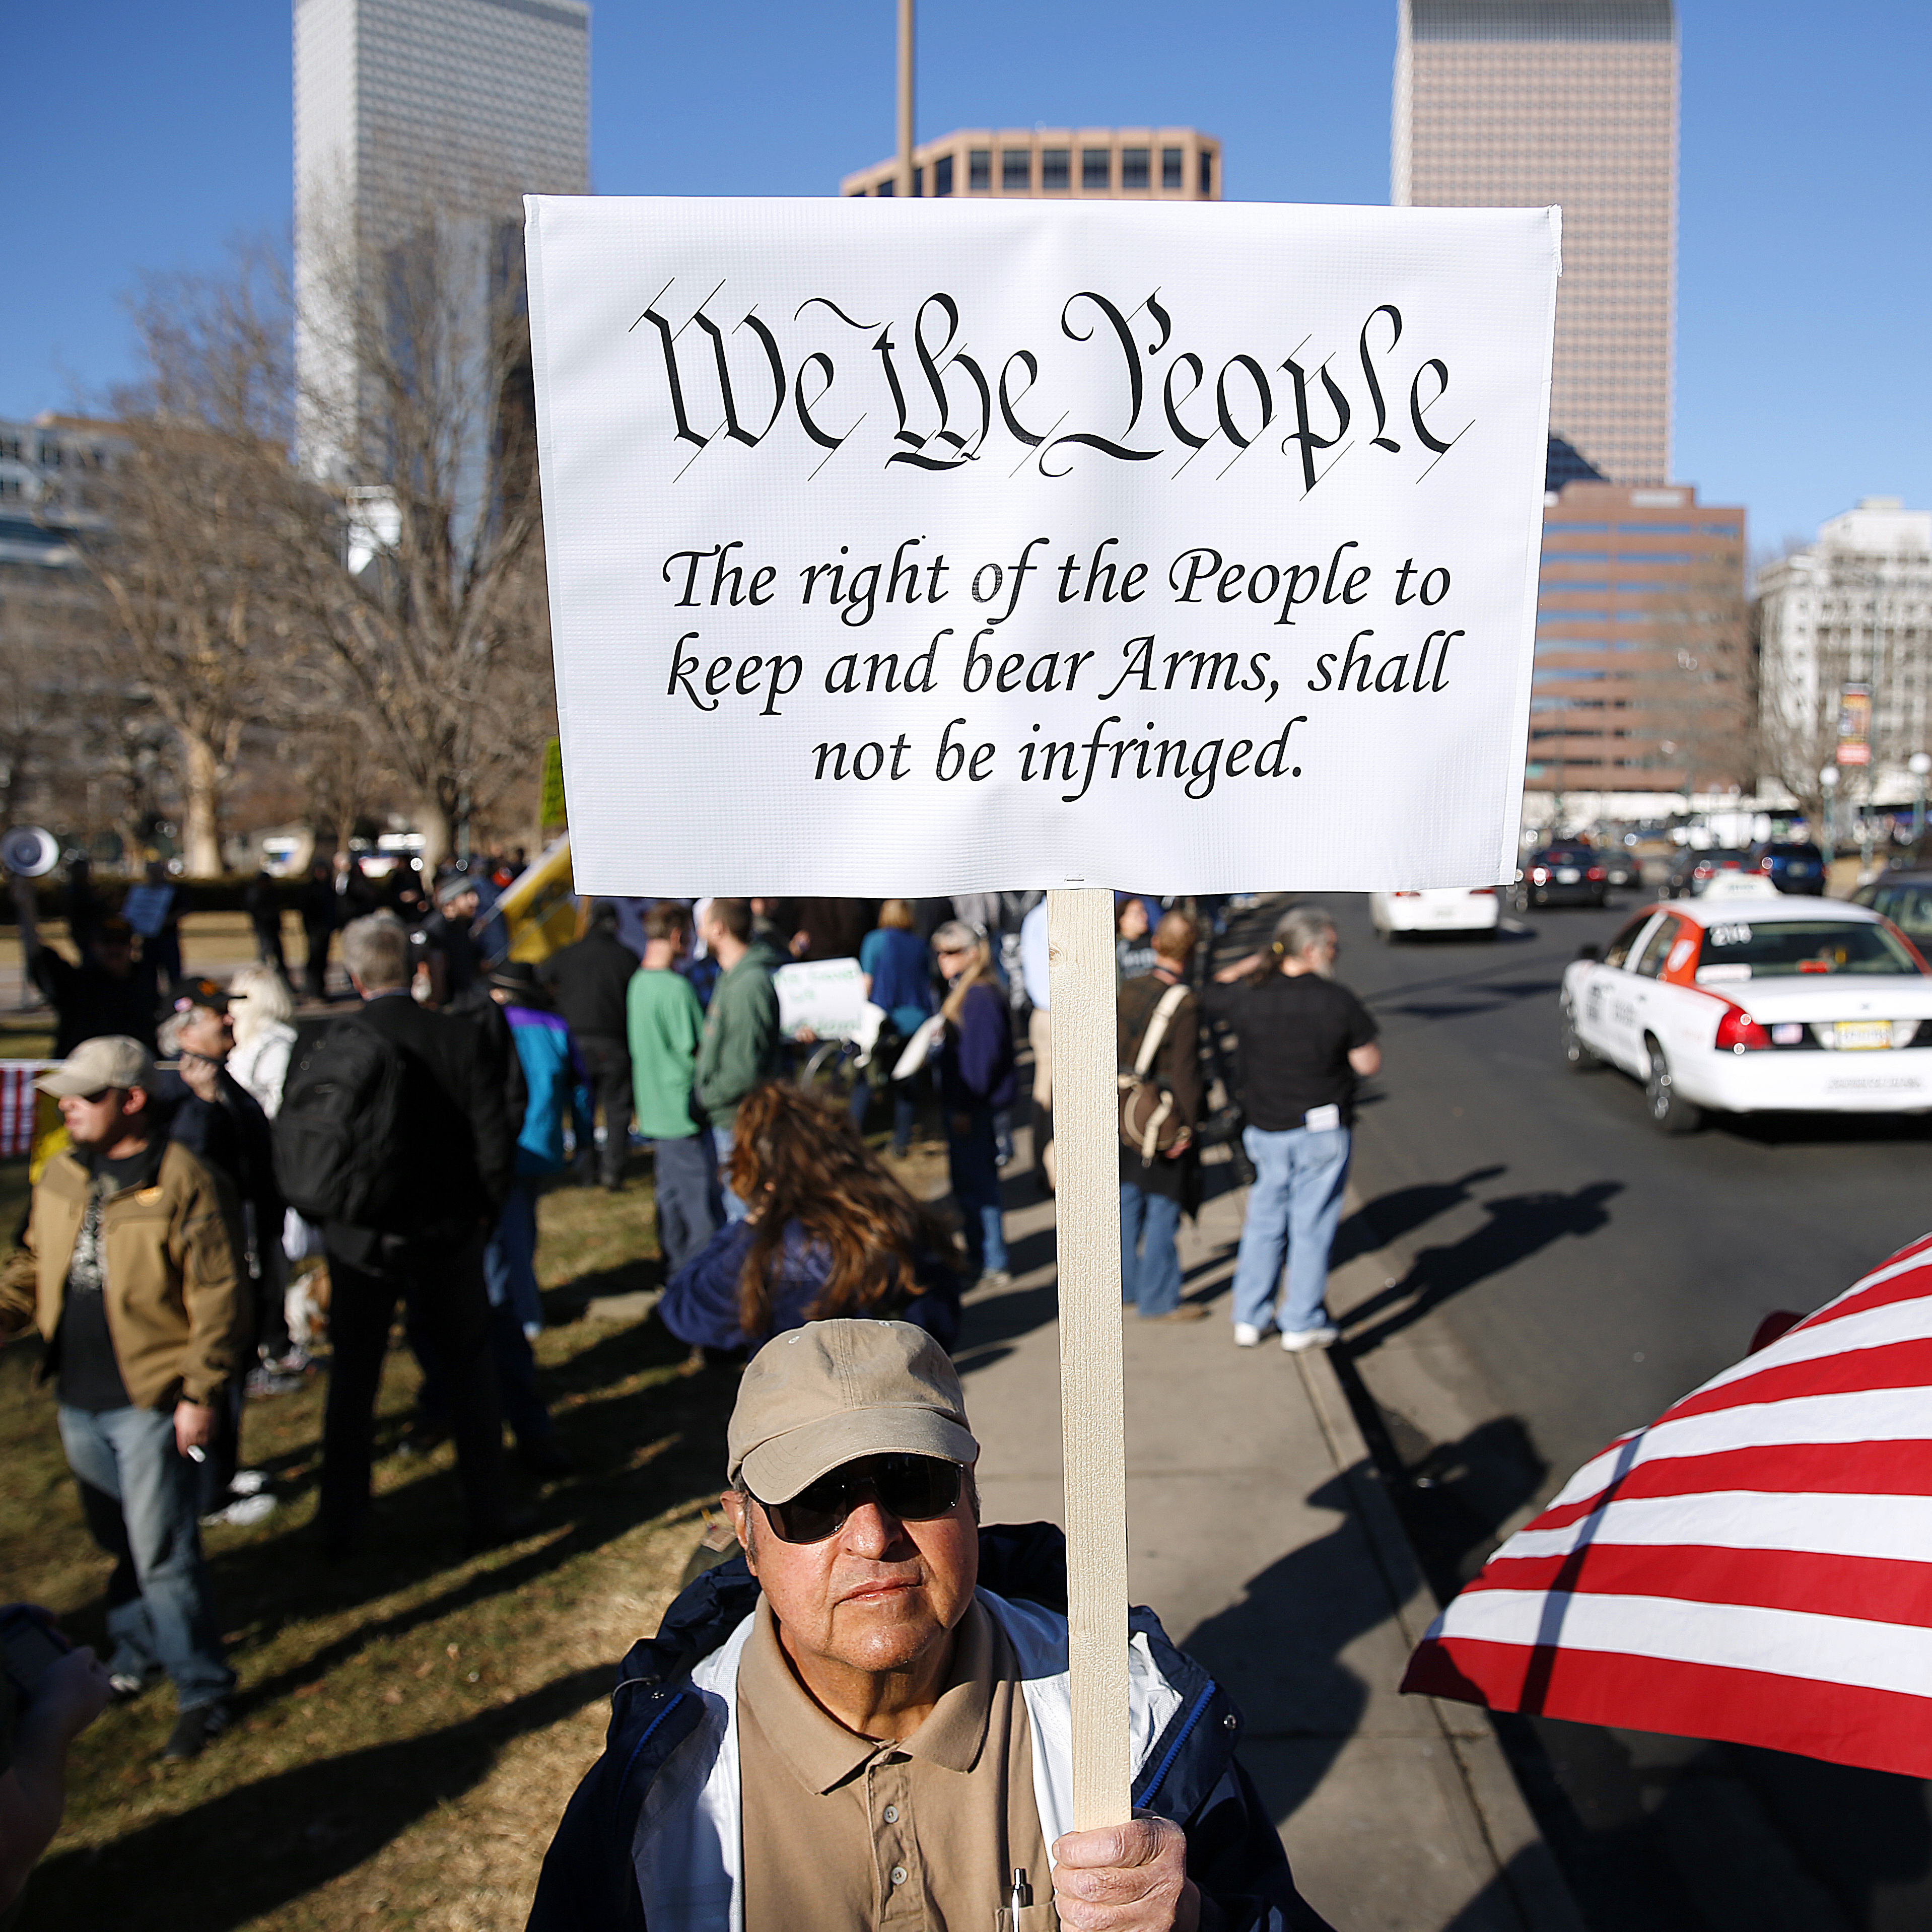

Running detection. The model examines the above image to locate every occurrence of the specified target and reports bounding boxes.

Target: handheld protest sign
[526,193,1559,1829]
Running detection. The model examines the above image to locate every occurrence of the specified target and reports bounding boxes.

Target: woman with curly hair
[659,1081,962,1352]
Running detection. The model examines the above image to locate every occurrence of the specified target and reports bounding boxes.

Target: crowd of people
[1,858,1381,1929]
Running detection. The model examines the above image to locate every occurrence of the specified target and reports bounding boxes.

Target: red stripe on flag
[1463,1544,1932,1630]
[1402,1638,1932,1781]
[1531,1440,1932,1531]
[1665,1342,1932,1422]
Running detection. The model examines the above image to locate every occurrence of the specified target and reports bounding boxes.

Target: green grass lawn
[4,1163,741,1931]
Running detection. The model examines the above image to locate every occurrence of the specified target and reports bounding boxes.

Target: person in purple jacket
[658,1082,960,1353]
[930,919,1016,1287]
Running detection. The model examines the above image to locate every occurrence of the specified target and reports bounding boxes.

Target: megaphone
[1,827,60,878]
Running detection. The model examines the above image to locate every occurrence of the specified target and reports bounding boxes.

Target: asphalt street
[1300,888,1932,1932]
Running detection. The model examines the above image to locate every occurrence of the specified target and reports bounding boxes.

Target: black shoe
[161,1701,229,1763]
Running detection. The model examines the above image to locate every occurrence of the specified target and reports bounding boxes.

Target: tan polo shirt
[736,1594,1056,1930]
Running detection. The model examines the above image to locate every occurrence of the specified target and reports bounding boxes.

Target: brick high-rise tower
[1393,0,1677,485]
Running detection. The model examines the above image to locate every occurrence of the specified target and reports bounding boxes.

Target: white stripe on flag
[1431,1587,1932,1701]
[1692,1297,1932,1400]
[1503,1489,1932,1565]
[1547,1387,1932,1513]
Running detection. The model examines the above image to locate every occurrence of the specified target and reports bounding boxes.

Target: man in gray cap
[528,1319,1330,1931]
[0,1038,245,1762]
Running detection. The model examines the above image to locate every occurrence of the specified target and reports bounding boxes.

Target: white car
[1559,884,1932,1131]
[1369,886,1502,940]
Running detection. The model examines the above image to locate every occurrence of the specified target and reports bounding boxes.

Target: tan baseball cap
[37,1036,156,1097]
[727,1319,979,1503]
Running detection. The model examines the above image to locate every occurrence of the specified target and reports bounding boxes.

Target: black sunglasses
[750,1453,962,1545]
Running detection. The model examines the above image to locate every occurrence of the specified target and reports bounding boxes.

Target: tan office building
[842,128,1220,201]
[1531,480,1748,801]
[1394,0,1677,486]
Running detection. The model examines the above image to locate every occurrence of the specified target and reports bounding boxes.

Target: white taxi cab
[1369,886,1502,940]
[1559,877,1932,1131]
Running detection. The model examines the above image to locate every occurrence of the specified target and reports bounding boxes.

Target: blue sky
[7,1,1926,548]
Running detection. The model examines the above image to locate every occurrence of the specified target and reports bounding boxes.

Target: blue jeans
[652,1132,720,1273]
[946,1107,1008,1278]
[58,1403,235,1712]
[713,1123,748,1223]
[1230,1125,1352,1336]
[1120,1182,1184,1316]
[483,1175,544,1331]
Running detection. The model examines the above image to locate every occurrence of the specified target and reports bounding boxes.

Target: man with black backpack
[276,913,518,1559]
[1118,912,1206,1324]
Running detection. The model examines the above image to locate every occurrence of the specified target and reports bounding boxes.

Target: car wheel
[1561,1006,1602,1071]
[1644,1039,1702,1135]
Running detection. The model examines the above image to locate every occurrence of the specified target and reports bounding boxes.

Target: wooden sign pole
[1047,885,1131,1830]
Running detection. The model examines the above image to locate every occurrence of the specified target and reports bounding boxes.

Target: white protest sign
[526,196,1558,899]
[771,957,876,1043]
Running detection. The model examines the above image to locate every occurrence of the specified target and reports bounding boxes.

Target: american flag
[1403,1233,1932,1781]
[0,1062,54,1160]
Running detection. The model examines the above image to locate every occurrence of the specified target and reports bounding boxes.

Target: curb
[1297,1346,1587,1932]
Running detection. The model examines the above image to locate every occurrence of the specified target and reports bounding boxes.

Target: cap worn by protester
[37,1034,157,1097]
[171,977,229,1016]
[435,873,481,910]
[488,959,545,999]
[726,1317,979,1502]
[94,916,135,946]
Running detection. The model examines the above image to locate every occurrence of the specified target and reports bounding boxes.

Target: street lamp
[1819,765,1839,868]
[1911,750,1931,850]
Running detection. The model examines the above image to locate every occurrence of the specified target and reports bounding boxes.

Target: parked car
[1559,883,1932,1132]
[1369,886,1501,941]
[1853,870,1932,950]
[1601,847,1642,890]
[1748,840,1827,895]
[1513,844,1608,911]
[1661,848,1749,900]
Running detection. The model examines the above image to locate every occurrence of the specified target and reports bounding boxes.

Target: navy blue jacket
[938,979,1016,1112]
[658,1217,961,1353]
[525,1522,1332,1932]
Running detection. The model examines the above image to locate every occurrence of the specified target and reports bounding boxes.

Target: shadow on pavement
[1333,1166,1507,1271]
[1179,1470,1385,1826]
[1341,1181,1622,1356]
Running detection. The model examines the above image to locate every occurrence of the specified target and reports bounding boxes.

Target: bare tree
[84,252,313,876]
[1635,554,1756,800]
[288,195,556,865]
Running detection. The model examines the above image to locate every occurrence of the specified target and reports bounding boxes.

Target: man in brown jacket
[0,1036,245,1761]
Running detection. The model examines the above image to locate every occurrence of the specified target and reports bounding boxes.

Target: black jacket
[320,991,515,1260]
[155,1065,282,1278]
[29,947,159,1059]
[525,1522,1331,1932]
[538,927,641,1042]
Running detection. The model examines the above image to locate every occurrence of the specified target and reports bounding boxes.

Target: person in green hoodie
[694,898,783,1221]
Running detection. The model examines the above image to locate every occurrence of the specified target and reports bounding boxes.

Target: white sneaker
[1280,1324,1340,1353]
[1233,1323,1265,1348]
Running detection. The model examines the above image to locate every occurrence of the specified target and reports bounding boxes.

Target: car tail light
[1531,867,1549,884]
[1720,859,1740,870]
[1392,891,1420,899]
[1715,1007,1772,1052]
[1587,866,1606,882]
[1468,887,1495,897]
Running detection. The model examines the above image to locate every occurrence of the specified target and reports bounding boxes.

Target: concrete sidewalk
[955,1142,1582,1932]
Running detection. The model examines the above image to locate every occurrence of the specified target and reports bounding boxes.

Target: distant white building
[293,0,591,472]
[1756,498,1932,803]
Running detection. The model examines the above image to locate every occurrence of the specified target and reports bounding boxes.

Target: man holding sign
[525,188,1556,1901]
[528,1320,1329,1930]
